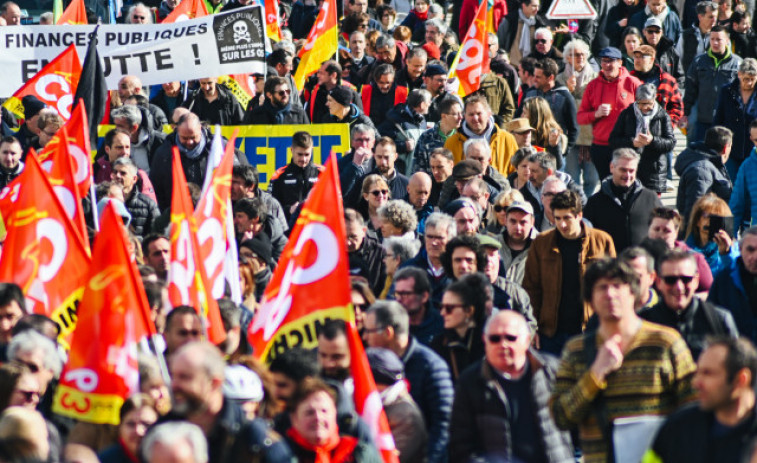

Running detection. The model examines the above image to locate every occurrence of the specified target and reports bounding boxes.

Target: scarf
[460,116,496,142]
[518,9,536,58]
[644,4,669,26]
[564,62,595,91]
[413,8,428,21]
[177,133,207,159]
[286,427,359,463]
[266,99,293,124]
[118,437,139,463]
[632,101,658,136]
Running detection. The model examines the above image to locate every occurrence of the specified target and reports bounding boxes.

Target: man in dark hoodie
[0,136,23,189]
[324,86,375,130]
[269,131,322,221]
[14,95,44,153]
[584,148,662,251]
[378,89,431,176]
[675,125,733,223]
[244,76,309,125]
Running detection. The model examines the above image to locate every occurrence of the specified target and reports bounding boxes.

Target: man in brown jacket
[522,190,616,356]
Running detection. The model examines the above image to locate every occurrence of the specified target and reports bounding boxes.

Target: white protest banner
[0,6,267,97]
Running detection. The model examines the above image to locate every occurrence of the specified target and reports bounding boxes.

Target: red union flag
[265,0,282,41]
[248,153,351,362]
[38,102,93,199]
[53,203,156,424]
[449,0,489,97]
[2,44,82,120]
[293,0,337,91]
[163,0,208,22]
[168,147,226,345]
[0,150,90,344]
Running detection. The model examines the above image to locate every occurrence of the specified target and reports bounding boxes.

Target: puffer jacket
[713,77,757,163]
[709,257,757,343]
[577,67,641,145]
[654,36,685,87]
[448,354,575,463]
[378,104,427,176]
[609,103,677,193]
[244,100,309,125]
[730,147,757,234]
[674,141,733,222]
[123,187,160,238]
[684,49,742,124]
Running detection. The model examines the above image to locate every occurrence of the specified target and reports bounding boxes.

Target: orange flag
[346,322,400,463]
[0,150,90,345]
[248,153,351,362]
[57,0,88,24]
[39,126,90,253]
[193,129,237,299]
[168,147,226,344]
[2,44,82,120]
[162,0,208,22]
[38,102,93,199]
[293,0,337,91]
[449,0,489,97]
[53,203,156,424]
[265,0,282,41]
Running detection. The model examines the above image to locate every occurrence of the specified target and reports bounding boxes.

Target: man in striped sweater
[549,258,697,463]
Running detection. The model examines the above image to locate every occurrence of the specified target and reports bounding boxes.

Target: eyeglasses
[494,205,508,212]
[370,189,389,196]
[534,39,548,44]
[440,303,464,314]
[16,390,39,403]
[660,275,696,285]
[353,303,366,311]
[487,333,519,343]
[359,23,369,28]
[178,329,201,337]
[133,15,147,19]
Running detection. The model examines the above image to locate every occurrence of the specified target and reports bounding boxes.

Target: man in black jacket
[645,336,757,463]
[345,208,386,296]
[184,77,245,125]
[0,136,23,189]
[269,131,321,221]
[584,148,662,251]
[112,157,160,238]
[643,18,685,87]
[639,250,738,359]
[244,76,309,125]
[112,104,166,175]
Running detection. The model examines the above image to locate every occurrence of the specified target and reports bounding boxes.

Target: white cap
[223,365,264,402]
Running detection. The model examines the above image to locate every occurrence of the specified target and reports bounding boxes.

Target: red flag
[346,322,400,463]
[57,0,88,24]
[293,0,338,91]
[0,150,90,344]
[449,0,489,97]
[168,147,226,344]
[265,0,282,41]
[2,44,82,120]
[248,154,351,361]
[53,203,155,424]
[38,102,93,199]
[162,0,208,22]
[193,130,237,299]
[39,126,90,253]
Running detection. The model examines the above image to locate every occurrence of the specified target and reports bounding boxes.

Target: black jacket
[449,354,575,463]
[268,162,321,220]
[183,84,245,125]
[150,85,187,119]
[655,36,685,88]
[609,103,677,193]
[352,234,386,296]
[639,297,738,359]
[244,100,309,125]
[329,104,375,133]
[649,402,757,463]
[123,187,160,238]
[674,141,733,222]
[0,162,23,190]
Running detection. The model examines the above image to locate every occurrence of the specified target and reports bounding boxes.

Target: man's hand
[595,104,611,119]
[618,18,628,27]
[289,202,300,215]
[405,139,416,152]
[566,75,577,93]
[352,147,373,166]
[590,334,624,381]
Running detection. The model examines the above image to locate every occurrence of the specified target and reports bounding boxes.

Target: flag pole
[148,334,172,385]
[89,177,100,231]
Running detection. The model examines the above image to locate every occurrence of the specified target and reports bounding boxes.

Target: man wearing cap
[577,46,641,181]
[630,44,684,126]
[496,0,548,66]
[449,310,574,463]
[325,86,375,130]
[677,1,718,74]
[360,64,408,128]
[416,99,463,175]
[628,0,683,45]
[425,62,461,124]
[305,60,362,123]
[641,17,684,87]
[15,95,44,153]
[497,200,539,284]
[445,197,483,235]
[366,347,427,463]
[445,95,519,175]
[506,118,536,148]
[223,364,264,421]
[583,148,662,251]
[438,159,499,209]
[682,25,742,142]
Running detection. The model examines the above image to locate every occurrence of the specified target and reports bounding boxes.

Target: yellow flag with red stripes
[293,0,337,91]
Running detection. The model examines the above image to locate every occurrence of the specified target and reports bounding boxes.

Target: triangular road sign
[546,0,597,19]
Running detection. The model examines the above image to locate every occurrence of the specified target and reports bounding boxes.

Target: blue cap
[597,47,622,60]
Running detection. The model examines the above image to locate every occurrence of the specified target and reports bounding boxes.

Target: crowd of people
[5,0,757,460]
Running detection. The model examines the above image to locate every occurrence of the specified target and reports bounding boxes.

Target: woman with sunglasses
[359,174,391,233]
[351,278,376,335]
[486,189,526,234]
[431,274,488,382]
[684,194,739,276]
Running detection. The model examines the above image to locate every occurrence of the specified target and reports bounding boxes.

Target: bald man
[449,310,574,461]
[406,171,434,233]
[1,2,21,25]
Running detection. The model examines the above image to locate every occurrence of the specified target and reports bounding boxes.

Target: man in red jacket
[577,47,641,181]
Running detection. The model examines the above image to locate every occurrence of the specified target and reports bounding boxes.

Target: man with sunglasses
[244,76,309,125]
[639,250,738,359]
[641,18,684,87]
[449,310,573,462]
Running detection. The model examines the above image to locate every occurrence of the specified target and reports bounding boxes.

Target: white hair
[463,138,492,160]
[141,422,208,463]
[8,330,62,377]
[534,27,553,41]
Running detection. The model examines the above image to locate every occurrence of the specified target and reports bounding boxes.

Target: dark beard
[321,368,351,382]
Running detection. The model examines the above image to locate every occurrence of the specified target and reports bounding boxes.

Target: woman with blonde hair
[685,193,740,276]
[359,174,391,232]
[522,97,567,170]
[486,189,526,234]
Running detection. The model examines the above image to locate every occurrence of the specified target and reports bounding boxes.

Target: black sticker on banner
[213,7,266,64]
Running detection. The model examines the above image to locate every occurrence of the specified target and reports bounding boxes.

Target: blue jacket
[708,257,757,344]
[401,336,454,463]
[730,147,757,233]
[713,78,757,162]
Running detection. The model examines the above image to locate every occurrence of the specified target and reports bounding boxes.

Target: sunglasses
[494,205,508,212]
[275,89,291,96]
[487,333,519,343]
[646,28,662,34]
[370,189,389,196]
[534,39,548,44]
[440,303,464,314]
[660,275,696,285]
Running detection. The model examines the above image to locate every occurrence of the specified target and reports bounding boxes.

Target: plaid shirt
[633,66,684,124]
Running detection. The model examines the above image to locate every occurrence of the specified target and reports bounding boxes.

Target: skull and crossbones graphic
[232,20,252,44]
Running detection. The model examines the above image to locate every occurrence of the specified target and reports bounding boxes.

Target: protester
[183,77,245,125]
[684,194,739,276]
[0,136,23,190]
[98,395,159,463]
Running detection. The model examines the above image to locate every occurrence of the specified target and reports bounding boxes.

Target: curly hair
[377,199,417,234]
[440,235,487,279]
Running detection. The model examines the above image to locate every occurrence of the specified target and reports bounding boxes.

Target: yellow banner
[53,384,125,425]
[97,123,351,190]
[260,305,351,363]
